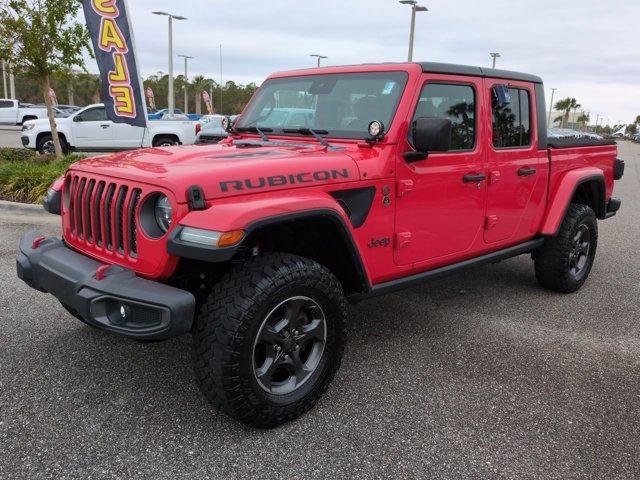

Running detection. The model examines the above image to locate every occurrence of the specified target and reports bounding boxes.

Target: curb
[0,199,48,216]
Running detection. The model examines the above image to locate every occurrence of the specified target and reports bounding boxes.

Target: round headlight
[154,195,173,232]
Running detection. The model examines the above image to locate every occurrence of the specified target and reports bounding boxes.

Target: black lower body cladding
[16,230,195,340]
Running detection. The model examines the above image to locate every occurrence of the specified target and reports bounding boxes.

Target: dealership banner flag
[81,0,148,127]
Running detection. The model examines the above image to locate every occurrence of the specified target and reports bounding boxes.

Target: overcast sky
[85,0,639,124]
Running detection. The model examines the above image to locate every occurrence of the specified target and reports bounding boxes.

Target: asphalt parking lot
[1,142,639,479]
[0,126,23,148]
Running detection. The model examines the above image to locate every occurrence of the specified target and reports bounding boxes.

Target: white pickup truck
[0,99,48,125]
[21,103,201,154]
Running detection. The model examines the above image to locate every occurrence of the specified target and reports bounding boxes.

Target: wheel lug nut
[275,345,281,351]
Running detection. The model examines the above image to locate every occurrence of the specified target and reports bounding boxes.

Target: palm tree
[570,99,582,125]
[554,97,580,128]
[577,112,590,131]
[191,75,209,115]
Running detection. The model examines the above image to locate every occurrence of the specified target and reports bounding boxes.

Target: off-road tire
[192,253,347,428]
[37,134,69,155]
[533,203,598,293]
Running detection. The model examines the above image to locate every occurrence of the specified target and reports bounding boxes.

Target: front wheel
[192,253,347,428]
[37,134,68,155]
[533,203,598,293]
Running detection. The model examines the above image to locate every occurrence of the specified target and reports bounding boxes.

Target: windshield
[235,72,408,139]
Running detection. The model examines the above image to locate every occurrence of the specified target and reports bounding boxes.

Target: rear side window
[79,107,107,122]
[492,87,531,148]
[411,83,476,151]
[0,100,14,108]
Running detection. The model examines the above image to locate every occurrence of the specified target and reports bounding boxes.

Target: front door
[394,76,487,266]
[72,106,113,149]
[484,82,548,244]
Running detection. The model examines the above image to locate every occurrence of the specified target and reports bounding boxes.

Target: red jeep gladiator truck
[17,62,624,427]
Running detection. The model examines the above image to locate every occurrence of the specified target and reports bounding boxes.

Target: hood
[69,141,361,203]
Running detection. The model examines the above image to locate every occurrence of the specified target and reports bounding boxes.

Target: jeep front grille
[66,174,141,258]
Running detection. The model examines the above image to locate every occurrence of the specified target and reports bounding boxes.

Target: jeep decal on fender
[220,169,350,192]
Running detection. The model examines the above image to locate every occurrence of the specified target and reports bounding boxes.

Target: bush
[0,154,84,203]
[0,147,40,164]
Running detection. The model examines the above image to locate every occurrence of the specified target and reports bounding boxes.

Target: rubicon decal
[220,169,350,192]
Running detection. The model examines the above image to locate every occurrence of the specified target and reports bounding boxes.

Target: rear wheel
[192,253,347,428]
[153,136,179,147]
[533,203,598,293]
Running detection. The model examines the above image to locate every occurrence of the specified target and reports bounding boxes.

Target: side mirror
[73,115,83,122]
[405,117,452,162]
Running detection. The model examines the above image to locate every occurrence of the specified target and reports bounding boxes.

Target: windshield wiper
[234,125,272,142]
[282,128,330,147]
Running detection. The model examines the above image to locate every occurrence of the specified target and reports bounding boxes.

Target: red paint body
[59,63,619,288]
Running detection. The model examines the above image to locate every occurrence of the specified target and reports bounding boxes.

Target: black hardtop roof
[418,62,543,84]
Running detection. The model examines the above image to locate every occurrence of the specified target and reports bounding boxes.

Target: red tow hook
[95,264,112,281]
[31,236,46,250]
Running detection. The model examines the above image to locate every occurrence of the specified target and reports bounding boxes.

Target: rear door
[110,123,145,148]
[394,75,487,266]
[72,106,113,148]
[484,81,548,244]
[0,100,17,124]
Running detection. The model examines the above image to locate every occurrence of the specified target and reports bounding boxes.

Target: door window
[0,100,14,108]
[78,107,107,122]
[492,88,531,148]
[411,83,476,151]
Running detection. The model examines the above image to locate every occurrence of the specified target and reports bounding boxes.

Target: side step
[350,238,544,302]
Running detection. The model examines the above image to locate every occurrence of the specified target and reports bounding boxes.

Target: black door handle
[517,167,537,176]
[463,173,487,183]
[100,124,110,129]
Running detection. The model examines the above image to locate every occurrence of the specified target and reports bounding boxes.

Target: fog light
[108,302,131,325]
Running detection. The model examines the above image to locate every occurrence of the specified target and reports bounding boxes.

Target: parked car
[28,104,71,118]
[35,103,82,114]
[548,128,603,140]
[148,108,202,122]
[634,133,640,143]
[0,99,48,125]
[196,114,235,144]
[18,62,624,428]
[21,103,201,154]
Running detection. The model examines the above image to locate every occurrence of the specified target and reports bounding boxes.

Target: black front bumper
[16,231,195,340]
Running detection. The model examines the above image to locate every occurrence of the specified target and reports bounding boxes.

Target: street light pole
[152,11,187,115]
[548,87,557,126]
[178,54,193,114]
[310,54,328,67]
[1,60,7,98]
[400,1,428,62]
[489,52,501,69]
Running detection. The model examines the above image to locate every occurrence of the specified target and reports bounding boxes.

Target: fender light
[179,227,244,248]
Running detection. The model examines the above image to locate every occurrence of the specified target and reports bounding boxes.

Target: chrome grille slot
[93,181,105,246]
[104,184,116,251]
[128,189,141,257]
[75,177,86,239]
[115,186,128,253]
[84,179,95,243]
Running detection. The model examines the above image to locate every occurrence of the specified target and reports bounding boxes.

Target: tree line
[10,70,259,115]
